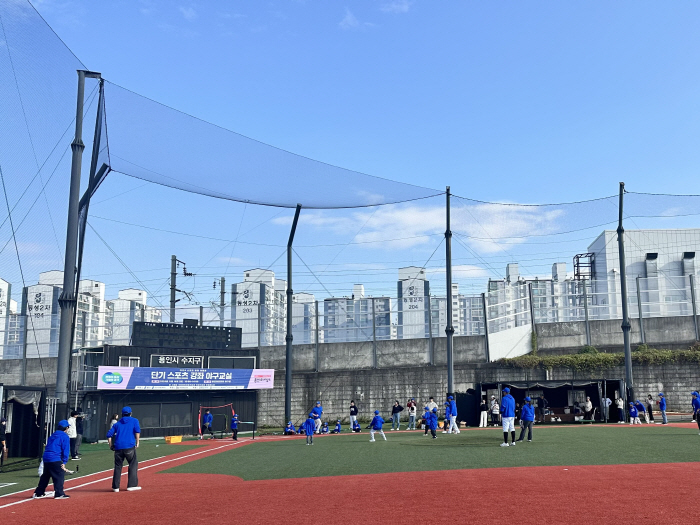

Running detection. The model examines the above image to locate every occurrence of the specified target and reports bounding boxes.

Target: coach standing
[349,400,359,430]
[312,401,324,434]
[107,406,141,492]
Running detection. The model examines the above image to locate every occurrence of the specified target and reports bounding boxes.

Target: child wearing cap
[658,393,667,425]
[284,421,296,435]
[427,407,438,439]
[33,419,71,499]
[692,392,700,432]
[629,402,641,425]
[422,407,431,436]
[634,400,648,424]
[369,411,386,442]
[304,414,315,445]
[321,422,330,434]
[517,397,535,442]
[500,387,516,447]
[231,414,239,440]
[352,420,361,433]
[331,420,342,434]
[442,401,451,434]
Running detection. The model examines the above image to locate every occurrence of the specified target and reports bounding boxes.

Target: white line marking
[0,440,250,509]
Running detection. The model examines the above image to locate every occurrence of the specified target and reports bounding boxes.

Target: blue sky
[2,0,700,311]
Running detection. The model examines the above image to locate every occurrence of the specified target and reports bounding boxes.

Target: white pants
[314,418,322,432]
[502,417,515,432]
[369,429,386,441]
[449,415,459,433]
[630,417,641,425]
[350,415,357,428]
[479,411,488,427]
[643,412,650,424]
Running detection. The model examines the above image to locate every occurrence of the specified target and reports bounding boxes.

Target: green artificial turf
[0,440,198,497]
[163,424,700,481]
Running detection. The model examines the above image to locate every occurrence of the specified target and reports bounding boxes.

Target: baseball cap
[448,396,454,400]
[122,406,132,415]
[658,393,664,396]
[316,401,321,404]
[374,410,379,415]
[432,407,437,412]
[58,419,70,428]
[308,413,314,418]
[503,387,510,393]
[525,396,531,401]
[424,406,429,410]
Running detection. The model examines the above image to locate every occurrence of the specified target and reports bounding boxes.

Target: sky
[1,0,700,316]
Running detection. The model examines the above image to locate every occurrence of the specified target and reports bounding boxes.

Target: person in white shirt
[66,412,79,460]
[615,397,625,423]
[426,397,438,413]
[603,397,612,421]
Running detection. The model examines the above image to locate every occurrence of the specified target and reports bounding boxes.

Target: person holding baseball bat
[33,419,71,499]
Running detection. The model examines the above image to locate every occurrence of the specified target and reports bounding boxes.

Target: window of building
[118,356,140,367]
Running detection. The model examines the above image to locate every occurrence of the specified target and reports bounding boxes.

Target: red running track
[0,434,696,524]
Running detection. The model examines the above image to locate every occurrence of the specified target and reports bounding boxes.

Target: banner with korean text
[97,366,274,390]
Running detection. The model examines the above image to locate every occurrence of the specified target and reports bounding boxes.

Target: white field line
[0,439,251,509]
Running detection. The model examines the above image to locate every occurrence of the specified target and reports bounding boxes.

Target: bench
[576,408,597,424]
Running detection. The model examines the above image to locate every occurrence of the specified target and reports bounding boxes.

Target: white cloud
[339,7,376,30]
[380,0,413,14]
[178,6,197,20]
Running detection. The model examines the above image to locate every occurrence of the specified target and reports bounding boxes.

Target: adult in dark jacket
[517,397,535,442]
[74,408,84,457]
[391,401,404,431]
[349,400,359,430]
[201,409,215,439]
[33,420,71,499]
[106,407,141,492]
[537,394,549,423]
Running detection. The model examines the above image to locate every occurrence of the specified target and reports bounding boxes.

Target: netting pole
[617,182,634,404]
[170,255,177,322]
[56,69,101,406]
[445,187,454,396]
[285,204,302,425]
[690,274,699,341]
[636,276,645,344]
[583,279,591,346]
[219,277,226,327]
[482,292,490,362]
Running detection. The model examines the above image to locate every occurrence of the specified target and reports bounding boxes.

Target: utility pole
[170,255,177,322]
[617,182,634,403]
[56,69,101,406]
[445,187,454,396]
[285,205,302,424]
[219,277,226,328]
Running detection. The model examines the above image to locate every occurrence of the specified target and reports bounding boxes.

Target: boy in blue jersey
[500,387,516,447]
[369,410,386,442]
[352,420,361,433]
[284,421,296,435]
[304,414,315,445]
[331,420,342,434]
[200,409,215,439]
[321,422,330,434]
[33,419,71,499]
[628,402,641,425]
[442,401,450,433]
[107,406,141,492]
[692,392,700,432]
[231,414,239,440]
[427,407,438,439]
[634,400,648,424]
[517,397,535,442]
[658,393,667,425]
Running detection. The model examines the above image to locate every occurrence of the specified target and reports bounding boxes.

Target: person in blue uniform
[658,393,667,425]
[427,407,438,439]
[634,400,648,424]
[312,402,324,434]
[304,414,315,445]
[629,402,641,425]
[107,406,141,492]
[369,411,386,442]
[448,396,459,434]
[500,387,516,447]
[693,392,700,432]
[33,419,71,499]
[231,414,239,440]
[284,421,296,435]
[201,409,215,439]
[352,420,361,433]
[331,420,342,434]
[321,422,330,434]
[423,406,431,436]
[442,401,451,434]
[517,397,535,442]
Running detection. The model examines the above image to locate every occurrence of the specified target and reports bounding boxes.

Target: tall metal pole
[445,187,454,395]
[617,182,634,403]
[284,204,302,424]
[636,276,645,344]
[314,300,320,372]
[219,277,226,328]
[583,278,591,346]
[170,255,177,322]
[56,70,100,405]
[690,274,699,341]
[371,297,377,368]
[482,292,490,362]
[427,293,434,366]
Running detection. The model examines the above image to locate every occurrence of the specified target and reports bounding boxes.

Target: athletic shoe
[54,495,70,499]
[126,487,142,491]
[369,439,375,442]
[528,439,532,442]
[32,493,51,499]
[72,456,80,460]
[500,442,509,447]
[306,443,309,446]
[113,489,119,492]
[516,439,523,443]
[442,431,447,434]
[432,436,437,439]
[510,442,516,446]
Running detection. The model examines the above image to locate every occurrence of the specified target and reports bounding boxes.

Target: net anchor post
[285,204,302,425]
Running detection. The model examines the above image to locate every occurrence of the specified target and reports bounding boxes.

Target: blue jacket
[106,416,141,450]
[203,413,213,426]
[692,398,700,412]
[449,400,457,417]
[634,402,645,413]
[427,411,438,430]
[659,397,667,411]
[521,403,535,422]
[285,423,295,432]
[334,422,342,432]
[312,405,323,417]
[444,404,451,419]
[321,424,329,434]
[629,406,638,418]
[370,415,384,430]
[43,430,70,463]
[303,417,315,435]
[500,395,515,418]
[231,416,239,430]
